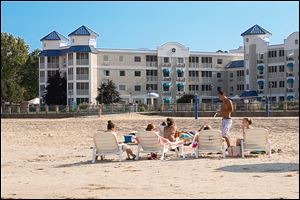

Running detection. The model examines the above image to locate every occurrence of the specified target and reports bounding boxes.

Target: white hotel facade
[38,25,299,106]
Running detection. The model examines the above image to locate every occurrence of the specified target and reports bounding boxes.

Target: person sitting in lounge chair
[236,118,253,146]
[107,120,136,160]
[163,118,180,142]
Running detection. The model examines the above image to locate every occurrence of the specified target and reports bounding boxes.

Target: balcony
[257,75,264,79]
[257,90,264,94]
[47,63,59,69]
[176,63,185,67]
[162,63,171,67]
[76,74,89,80]
[40,77,45,83]
[257,60,264,64]
[237,76,244,82]
[146,62,158,67]
[189,63,200,68]
[162,91,171,96]
[76,59,89,66]
[40,63,45,69]
[286,72,294,77]
[162,77,171,81]
[286,88,294,93]
[68,74,73,81]
[76,90,89,95]
[286,57,294,61]
[201,63,213,68]
[201,77,213,83]
[188,77,200,82]
[176,77,185,82]
[146,76,158,82]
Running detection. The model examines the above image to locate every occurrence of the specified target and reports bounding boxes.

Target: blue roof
[241,24,272,36]
[240,90,259,98]
[40,31,69,41]
[226,60,244,68]
[68,25,99,37]
[39,45,98,57]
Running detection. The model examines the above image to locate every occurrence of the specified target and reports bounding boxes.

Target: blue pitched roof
[68,25,99,37]
[241,24,272,36]
[39,45,98,57]
[226,60,244,69]
[40,31,69,41]
[240,90,259,98]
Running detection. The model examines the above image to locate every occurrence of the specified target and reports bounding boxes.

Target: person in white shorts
[216,90,234,148]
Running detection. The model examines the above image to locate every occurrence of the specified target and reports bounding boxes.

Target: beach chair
[195,130,226,158]
[241,127,271,158]
[135,131,185,160]
[92,132,124,163]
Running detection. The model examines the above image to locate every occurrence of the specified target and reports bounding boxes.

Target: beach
[1,114,299,199]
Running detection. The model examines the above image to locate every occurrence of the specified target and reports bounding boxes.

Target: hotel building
[38,25,299,106]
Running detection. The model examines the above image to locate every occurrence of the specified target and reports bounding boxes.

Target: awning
[287,79,294,84]
[162,68,170,76]
[240,90,258,98]
[163,82,171,87]
[287,95,294,101]
[176,68,184,72]
[163,97,171,103]
[287,63,294,68]
[257,65,264,71]
[257,80,264,85]
[177,83,184,89]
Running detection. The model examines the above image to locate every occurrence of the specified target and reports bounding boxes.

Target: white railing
[146,62,158,67]
[76,74,89,80]
[146,76,158,82]
[188,77,200,82]
[201,77,213,83]
[76,59,89,65]
[47,63,59,68]
[76,90,89,95]
[201,63,213,68]
[176,63,185,67]
[68,75,73,80]
[237,76,244,82]
[40,63,45,69]
[176,77,185,82]
[40,77,45,83]
[162,63,171,67]
[189,63,200,68]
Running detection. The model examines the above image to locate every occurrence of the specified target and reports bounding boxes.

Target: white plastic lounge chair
[135,131,185,160]
[241,127,271,158]
[195,130,226,158]
[92,132,124,163]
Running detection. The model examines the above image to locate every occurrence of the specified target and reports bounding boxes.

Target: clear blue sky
[1,1,299,52]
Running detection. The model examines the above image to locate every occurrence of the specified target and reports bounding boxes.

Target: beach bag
[227,146,241,157]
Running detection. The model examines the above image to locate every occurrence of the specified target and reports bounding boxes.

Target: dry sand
[1,113,299,199]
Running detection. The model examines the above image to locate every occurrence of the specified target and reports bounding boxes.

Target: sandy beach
[1,113,299,199]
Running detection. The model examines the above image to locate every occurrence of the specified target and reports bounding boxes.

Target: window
[164,57,169,63]
[103,55,109,61]
[230,86,233,92]
[230,72,233,78]
[279,50,284,57]
[47,56,59,68]
[279,65,284,72]
[201,57,212,63]
[246,38,249,42]
[76,82,89,95]
[68,68,73,80]
[40,84,45,92]
[217,59,223,64]
[146,55,158,62]
[119,56,124,62]
[76,53,89,65]
[47,70,59,78]
[40,56,45,66]
[146,84,158,91]
[246,69,249,75]
[44,43,46,48]
[259,54,264,59]
[246,84,249,90]
[237,84,245,91]
[201,84,212,91]
[134,56,141,62]
[135,71,141,76]
[279,81,285,88]
[178,57,184,64]
[201,71,212,77]
[295,39,298,44]
[120,70,125,76]
[40,71,45,78]
[104,70,110,76]
[76,98,89,105]
[268,50,277,58]
[67,53,73,66]
[189,56,199,63]
[134,85,141,91]
[268,81,277,88]
[217,73,221,78]
[237,70,244,76]
[189,85,199,91]
[68,83,73,90]
[189,71,199,77]
[72,38,75,43]
[146,70,158,76]
[119,85,126,91]
[268,66,277,73]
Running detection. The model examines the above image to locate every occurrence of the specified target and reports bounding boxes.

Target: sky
[1,1,299,52]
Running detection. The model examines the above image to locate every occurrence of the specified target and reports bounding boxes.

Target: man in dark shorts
[216,90,234,148]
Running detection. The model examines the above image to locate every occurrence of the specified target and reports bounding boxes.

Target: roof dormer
[40,31,69,50]
[68,25,99,47]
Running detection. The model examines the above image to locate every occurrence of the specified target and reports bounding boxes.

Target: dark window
[146,70,158,76]
[146,55,157,62]
[201,71,212,77]
[217,73,221,78]
[201,57,212,63]
[134,56,141,62]
[279,50,284,57]
[134,85,141,91]
[230,73,233,78]
[135,71,141,76]
[268,50,277,58]
[146,84,158,91]
[189,56,199,63]
[279,65,284,72]
[279,81,285,88]
[295,39,298,44]
[120,70,125,76]
[164,57,170,63]
[217,59,223,64]
[104,70,110,76]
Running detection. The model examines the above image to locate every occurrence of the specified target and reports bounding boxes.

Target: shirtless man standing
[216,90,234,148]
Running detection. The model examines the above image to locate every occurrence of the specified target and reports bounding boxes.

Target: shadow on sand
[216,163,299,173]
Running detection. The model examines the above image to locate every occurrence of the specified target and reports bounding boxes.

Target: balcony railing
[76,74,89,80]
[286,72,294,77]
[176,77,185,82]
[146,62,158,67]
[237,76,244,82]
[47,63,59,68]
[146,76,158,82]
[40,77,45,83]
[162,91,171,96]
[176,63,185,67]
[76,90,89,95]
[287,88,294,93]
[76,59,89,65]
[40,63,45,69]
[162,63,171,67]
[201,77,213,82]
[201,63,213,68]
[68,74,73,81]
[68,60,73,66]
[257,60,264,64]
[188,77,200,82]
[286,57,294,61]
[162,77,172,81]
[257,75,264,79]
[189,63,200,68]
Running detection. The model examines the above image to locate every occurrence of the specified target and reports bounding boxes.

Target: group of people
[102,90,254,160]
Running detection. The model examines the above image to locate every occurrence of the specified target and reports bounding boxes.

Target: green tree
[96,80,120,104]
[177,94,195,103]
[1,32,29,103]
[19,49,40,100]
[43,72,67,105]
